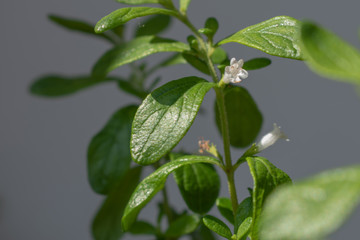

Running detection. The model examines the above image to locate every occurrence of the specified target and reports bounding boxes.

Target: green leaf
[165,214,201,237]
[243,58,271,70]
[246,156,292,240]
[191,223,217,240]
[117,80,148,99]
[182,53,210,75]
[234,197,253,233]
[260,165,360,240]
[203,215,233,239]
[95,7,177,33]
[92,167,142,240]
[301,21,360,83]
[216,198,234,224]
[87,105,137,194]
[159,53,187,67]
[135,14,171,37]
[236,217,252,240]
[173,159,220,214]
[30,75,114,97]
[48,14,114,43]
[92,36,189,78]
[218,16,303,60]
[131,77,215,165]
[122,155,220,230]
[180,0,192,14]
[215,86,263,148]
[129,221,157,235]
[211,47,228,64]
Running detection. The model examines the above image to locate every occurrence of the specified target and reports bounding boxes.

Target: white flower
[257,123,289,152]
[223,58,249,84]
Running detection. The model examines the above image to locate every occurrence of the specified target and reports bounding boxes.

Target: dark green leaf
[260,165,360,240]
[243,58,271,70]
[95,7,177,33]
[234,197,253,239]
[117,80,148,99]
[48,14,114,43]
[122,155,220,230]
[203,215,233,239]
[92,36,189,78]
[211,47,227,64]
[92,167,142,240]
[246,156,292,240]
[165,214,201,237]
[173,159,220,214]
[87,105,137,194]
[216,198,234,224]
[135,15,171,37]
[301,22,360,83]
[180,0,192,13]
[191,223,218,240]
[218,16,303,60]
[200,17,219,39]
[116,0,174,8]
[215,86,263,148]
[30,75,114,97]
[131,77,214,165]
[182,53,210,75]
[129,221,157,235]
[159,53,187,67]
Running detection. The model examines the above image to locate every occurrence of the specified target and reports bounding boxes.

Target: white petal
[238,59,244,67]
[238,69,248,79]
[230,58,236,65]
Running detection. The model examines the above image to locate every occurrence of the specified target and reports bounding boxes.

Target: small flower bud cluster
[223,58,249,84]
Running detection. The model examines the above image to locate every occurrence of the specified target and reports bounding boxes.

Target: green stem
[162,186,173,224]
[175,11,239,214]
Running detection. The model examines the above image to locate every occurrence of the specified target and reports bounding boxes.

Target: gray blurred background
[1,0,360,239]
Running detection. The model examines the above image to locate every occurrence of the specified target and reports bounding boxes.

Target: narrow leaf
[215,86,263,148]
[116,0,173,8]
[243,58,271,70]
[117,80,148,99]
[87,105,137,194]
[92,167,142,240]
[216,198,234,224]
[218,16,303,60]
[234,197,253,233]
[182,53,210,75]
[165,214,201,237]
[260,165,360,240]
[191,223,217,240]
[135,14,171,37]
[129,221,157,235]
[301,22,360,83]
[180,0,192,14]
[92,35,189,78]
[131,77,215,165]
[173,158,220,214]
[236,217,252,240]
[203,215,233,239]
[95,7,177,33]
[30,75,114,97]
[246,156,292,240]
[48,14,114,43]
[121,155,220,230]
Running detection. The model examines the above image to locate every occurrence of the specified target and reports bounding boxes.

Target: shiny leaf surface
[203,215,233,239]
[131,77,214,165]
[135,14,171,37]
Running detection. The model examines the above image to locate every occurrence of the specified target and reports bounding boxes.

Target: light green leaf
[215,86,263,148]
[87,105,137,194]
[135,14,171,37]
[216,197,234,224]
[243,58,271,70]
[95,7,177,33]
[218,16,303,60]
[92,36,189,78]
[92,167,142,240]
[180,0,192,14]
[211,47,227,64]
[121,155,220,230]
[260,165,360,240]
[234,197,253,234]
[131,77,215,165]
[30,75,114,97]
[236,217,252,240]
[301,21,360,83]
[165,214,201,237]
[48,14,115,43]
[129,221,157,235]
[247,156,291,240]
[173,158,220,214]
[203,215,233,239]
